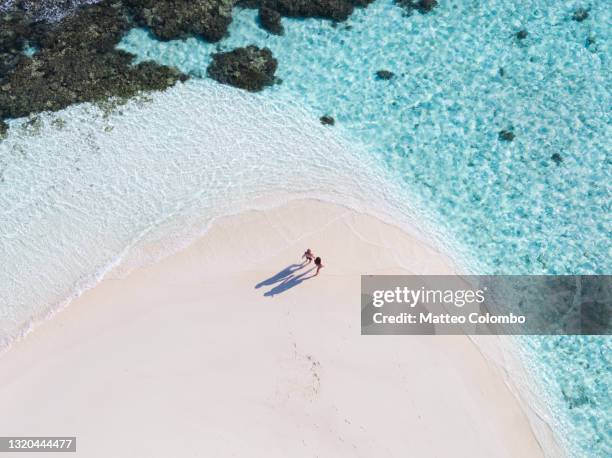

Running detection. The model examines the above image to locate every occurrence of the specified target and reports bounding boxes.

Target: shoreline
[0,199,558,457]
[0,78,484,356]
[0,193,456,353]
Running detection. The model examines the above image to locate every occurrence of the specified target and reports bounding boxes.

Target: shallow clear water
[0,0,610,456]
[117,2,612,455]
[520,335,612,457]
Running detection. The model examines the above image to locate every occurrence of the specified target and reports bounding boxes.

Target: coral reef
[207,45,278,92]
[0,0,443,131]
[245,0,374,22]
[259,5,283,35]
[395,0,438,14]
[239,0,375,34]
[123,0,234,42]
[0,1,187,125]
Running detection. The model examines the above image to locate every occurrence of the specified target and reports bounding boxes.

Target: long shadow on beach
[263,268,316,297]
[255,263,315,296]
[255,263,304,289]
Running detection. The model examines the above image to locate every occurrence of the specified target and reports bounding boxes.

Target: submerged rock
[516,29,528,40]
[259,6,283,35]
[551,153,563,165]
[0,11,33,54]
[0,51,186,120]
[572,8,589,22]
[498,129,515,142]
[395,0,438,14]
[0,119,7,137]
[320,115,335,125]
[241,0,374,22]
[376,69,395,80]
[123,0,234,42]
[586,36,596,48]
[0,52,19,77]
[267,0,354,21]
[415,0,438,13]
[0,9,47,77]
[561,384,591,410]
[38,0,130,53]
[207,46,278,92]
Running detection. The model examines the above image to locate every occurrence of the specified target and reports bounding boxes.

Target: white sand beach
[0,199,547,457]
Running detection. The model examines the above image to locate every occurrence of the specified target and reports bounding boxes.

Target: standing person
[314,257,324,276]
[302,248,315,264]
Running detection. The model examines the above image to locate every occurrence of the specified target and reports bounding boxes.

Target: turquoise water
[522,335,611,457]
[117,1,611,455]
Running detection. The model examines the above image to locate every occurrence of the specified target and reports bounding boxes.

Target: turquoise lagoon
[0,0,609,456]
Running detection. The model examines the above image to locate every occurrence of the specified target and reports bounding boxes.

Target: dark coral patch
[516,29,528,40]
[240,0,374,22]
[123,0,234,42]
[551,153,563,165]
[498,129,515,142]
[320,115,335,125]
[572,8,589,22]
[0,9,48,77]
[376,70,395,80]
[207,45,278,92]
[395,0,438,14]
[259,6,284,35]
[38,0,130,53]
[0,49,185,120]
[0,1,187,124]
[0,10,37,53]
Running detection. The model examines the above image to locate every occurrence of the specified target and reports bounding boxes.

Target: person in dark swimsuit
[302,248,315,264]
[314,257,324,276]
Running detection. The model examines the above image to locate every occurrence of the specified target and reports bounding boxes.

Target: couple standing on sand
[302,249,324,276]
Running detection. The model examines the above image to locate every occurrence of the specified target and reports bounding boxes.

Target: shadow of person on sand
[255,263,305,289]
[263,268,316,297]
